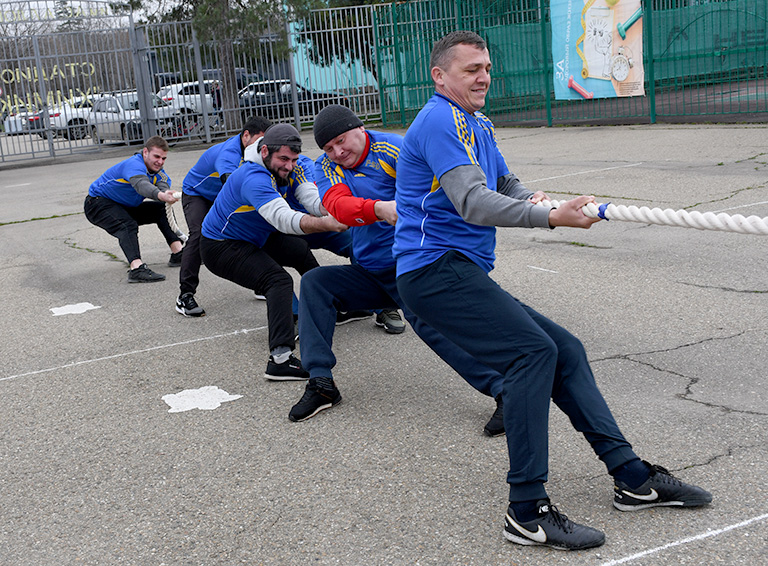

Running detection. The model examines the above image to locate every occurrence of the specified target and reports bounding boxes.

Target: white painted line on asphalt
[0,326,268,383]
[526,162,643,184]
[527,265,558,273]
[4,183,31,188]
[599,512,768,566]
[713,200,768,213]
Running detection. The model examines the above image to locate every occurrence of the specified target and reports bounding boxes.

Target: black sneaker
[336,310,373,325]
[127,263,165,283]
[375,309,406,334]
[176,292,205,317]
[613,461,713,511]
[483,394,505,437]
[504,500,605,551]
[289,377,342,422]
[168,250,183,267]
[264,354,309,381]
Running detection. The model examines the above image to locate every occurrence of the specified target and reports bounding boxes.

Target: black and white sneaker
[504,500,605,551]
[336,310,373,325]
[127,263,165,283]
[176,292,205,317]
[613,461,713,511]
[264,354,309,381]
[289,377,342,422]
[483,394,505,437]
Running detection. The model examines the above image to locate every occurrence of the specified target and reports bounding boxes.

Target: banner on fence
[550,0,644,100]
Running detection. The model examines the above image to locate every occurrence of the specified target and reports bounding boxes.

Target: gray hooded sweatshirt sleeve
[243,141,307,235]
[129,174,168,200]
[439,165,551,229]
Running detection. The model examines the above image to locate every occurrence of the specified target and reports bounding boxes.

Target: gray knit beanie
[259,123,302,149]
[313,104,363,149]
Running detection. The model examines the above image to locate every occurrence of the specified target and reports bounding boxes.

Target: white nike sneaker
[503,500,605,550]
[613,461,713,511]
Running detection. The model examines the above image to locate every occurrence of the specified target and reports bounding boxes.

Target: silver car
[91,91,178,144]
[30,96,95,140]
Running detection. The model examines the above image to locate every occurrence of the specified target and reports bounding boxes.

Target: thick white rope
[166,191,188,243]
[540,199,768,235]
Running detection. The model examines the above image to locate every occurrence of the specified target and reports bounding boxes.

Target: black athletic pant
[178,193,214,296]
[84,195,181,263]
[200,232,319,352]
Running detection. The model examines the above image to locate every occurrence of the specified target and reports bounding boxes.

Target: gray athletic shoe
[375,309,406,334]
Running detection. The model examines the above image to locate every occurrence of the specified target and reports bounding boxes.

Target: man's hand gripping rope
[538,198,768,235]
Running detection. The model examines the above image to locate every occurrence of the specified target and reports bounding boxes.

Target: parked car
[201,68,255,90]
[238,79,349,121]
[90,91,178,144]
[157,81,215,116]
[29,96,95,140]
[2,102,35,135]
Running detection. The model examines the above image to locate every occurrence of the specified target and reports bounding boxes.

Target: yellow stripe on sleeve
[451,106,478,166]
[380,160,396,178]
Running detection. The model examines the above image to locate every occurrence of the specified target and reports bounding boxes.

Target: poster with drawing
[550,0,644,100]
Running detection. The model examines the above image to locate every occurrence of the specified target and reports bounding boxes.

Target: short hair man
[200,123,347,381]
[393,30,711,550]
[84,135,182,283]
[287,104,507,427]
[176,115,272,317]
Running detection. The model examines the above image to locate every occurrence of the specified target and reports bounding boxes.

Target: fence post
[644,0,656,124]
[32,35,55,157]
[539,0,553,127]
[391,4,406,127]
[191,28,212,143]
[130,18,159,140]
[372,7,388,127]
[285,19,302,131]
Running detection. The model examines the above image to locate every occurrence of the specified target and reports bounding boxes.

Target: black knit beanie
[313,104,363,149]
[259,123,302,149]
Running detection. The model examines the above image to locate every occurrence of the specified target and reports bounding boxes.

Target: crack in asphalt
[679,281,768,294]
[64,237,122,263]
[591,331,768,417]
[0,211,83,227]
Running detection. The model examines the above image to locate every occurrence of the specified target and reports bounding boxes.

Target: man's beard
[264,155,289,182]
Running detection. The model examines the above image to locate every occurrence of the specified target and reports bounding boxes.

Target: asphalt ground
[1,123,767,565]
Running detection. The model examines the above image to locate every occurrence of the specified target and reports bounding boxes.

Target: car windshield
[74,98,94,109]
[116,94,140,110]
[115,93,168,110]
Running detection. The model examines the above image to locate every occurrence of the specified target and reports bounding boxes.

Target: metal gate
[3,0,766,164]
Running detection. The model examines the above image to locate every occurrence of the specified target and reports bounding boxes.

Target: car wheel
[65,121,88,140]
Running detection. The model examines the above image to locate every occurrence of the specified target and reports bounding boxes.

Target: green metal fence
[375,0,768,127]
